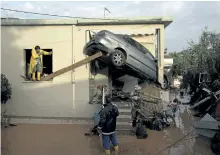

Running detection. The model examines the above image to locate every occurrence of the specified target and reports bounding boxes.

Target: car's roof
[96,30,155,59]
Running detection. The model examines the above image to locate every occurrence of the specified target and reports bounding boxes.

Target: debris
[135,120,148,139]
[194,114,220,130]
[215,101,220,117]
[1,110,17,128]
[211,132,220,155]
[196,128,217,138]
[84,125,99,137]
[189,77,220,117]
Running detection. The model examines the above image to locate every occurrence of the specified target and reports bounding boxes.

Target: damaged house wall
[1,17,171,120]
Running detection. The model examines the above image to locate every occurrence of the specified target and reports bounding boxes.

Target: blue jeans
[102,133,118,150]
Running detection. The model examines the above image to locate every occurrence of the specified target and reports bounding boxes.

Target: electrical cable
[1,7,117,21]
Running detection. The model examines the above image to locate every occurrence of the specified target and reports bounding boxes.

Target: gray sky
[1,1,220,52]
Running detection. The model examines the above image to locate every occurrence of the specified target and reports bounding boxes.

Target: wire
[1,7,116,20]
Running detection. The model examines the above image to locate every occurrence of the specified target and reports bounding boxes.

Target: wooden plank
[40,52,103,81]
[191,96,212,109]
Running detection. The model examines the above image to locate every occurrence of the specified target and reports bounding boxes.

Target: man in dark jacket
[98,95,119,154]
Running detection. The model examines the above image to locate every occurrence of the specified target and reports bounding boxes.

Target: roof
[90,29,155,36]
[1,16,173,28]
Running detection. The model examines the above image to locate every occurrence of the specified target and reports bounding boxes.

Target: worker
[29,46,52,81]
[98,95,119,155]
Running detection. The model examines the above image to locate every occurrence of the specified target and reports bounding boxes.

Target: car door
[124,37,142,70]
[142,52,157,79]
[127,37,157,80]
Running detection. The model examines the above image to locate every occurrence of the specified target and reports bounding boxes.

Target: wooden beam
[40,52,103,81]
[191,90,220,109]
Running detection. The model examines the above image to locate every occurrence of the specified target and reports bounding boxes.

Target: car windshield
[122,35,155,60]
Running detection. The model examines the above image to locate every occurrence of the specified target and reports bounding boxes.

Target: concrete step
[112,101,131,106]
[117,115,131,122]
[118,109,131,115]
[118,115,131,119]
[116,124,132,130]
[116,105,131,109]
[117,121,132,126]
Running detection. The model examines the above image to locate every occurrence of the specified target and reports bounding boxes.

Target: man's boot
[32,73,36,81]
[113,146,119,155]
[105,149,111,155]
[37,72,41,81]
[114,145,119,151]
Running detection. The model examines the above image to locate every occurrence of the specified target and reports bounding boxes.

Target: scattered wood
[191,89,220,109]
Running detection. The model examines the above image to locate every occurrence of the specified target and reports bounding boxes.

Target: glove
[97,126,102,135]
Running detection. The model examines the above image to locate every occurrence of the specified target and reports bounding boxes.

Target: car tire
[111,49,126,67]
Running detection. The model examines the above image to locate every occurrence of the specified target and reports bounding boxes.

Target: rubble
[194,114,220,155]
[194,114,220,130]
[211,132,220,154]
[194,114,220,137]
[182,77,220,118]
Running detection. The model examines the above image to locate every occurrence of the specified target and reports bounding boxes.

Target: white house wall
[1,23,166,119]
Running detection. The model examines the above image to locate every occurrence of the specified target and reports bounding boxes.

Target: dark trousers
[102,133,118,150]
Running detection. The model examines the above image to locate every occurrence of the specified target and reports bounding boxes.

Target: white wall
[1,23,166,120]
[1,26,97,118]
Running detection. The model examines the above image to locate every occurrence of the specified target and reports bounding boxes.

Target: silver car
[83,30,169,89]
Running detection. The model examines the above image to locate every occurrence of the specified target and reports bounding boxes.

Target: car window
[119,35,155,60]
[124,36,155,60]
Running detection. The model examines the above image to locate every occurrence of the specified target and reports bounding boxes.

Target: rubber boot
[32,73,36,81]
[114,146,119,155]
[105,149,111,155]
[37,72,41,81]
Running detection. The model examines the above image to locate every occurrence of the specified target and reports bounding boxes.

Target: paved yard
[1,105,214,155]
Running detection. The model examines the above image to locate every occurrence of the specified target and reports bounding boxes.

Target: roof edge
[1,16,173,27]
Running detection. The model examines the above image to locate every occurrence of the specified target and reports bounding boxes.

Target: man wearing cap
[29,46,52,81]
[98,95,119,154]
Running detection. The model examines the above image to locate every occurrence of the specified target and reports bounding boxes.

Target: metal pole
[104,8,105,18]
[102,87,105,108]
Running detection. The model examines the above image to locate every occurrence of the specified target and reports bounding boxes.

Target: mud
[1,100,214,155]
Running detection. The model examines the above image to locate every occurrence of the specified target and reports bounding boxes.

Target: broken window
[24,49,53,81]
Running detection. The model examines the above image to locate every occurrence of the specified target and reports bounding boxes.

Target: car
[83,30,170,89]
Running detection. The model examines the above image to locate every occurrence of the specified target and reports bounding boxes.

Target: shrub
[1,74,12,104]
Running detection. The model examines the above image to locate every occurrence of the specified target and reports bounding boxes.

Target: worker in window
[30,46,52,81]
[98,95,119,155]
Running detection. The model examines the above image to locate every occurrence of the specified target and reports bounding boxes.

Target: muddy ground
[1,105,214,155]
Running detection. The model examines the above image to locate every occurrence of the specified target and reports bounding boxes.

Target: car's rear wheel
[111,49,126,67]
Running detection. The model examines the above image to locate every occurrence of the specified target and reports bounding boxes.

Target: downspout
[71,25,75,84]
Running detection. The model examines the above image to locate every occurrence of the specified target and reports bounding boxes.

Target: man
[98,95,119,155]
[29,46,52,81]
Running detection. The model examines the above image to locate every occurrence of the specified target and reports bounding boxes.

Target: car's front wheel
[111,49,126,67]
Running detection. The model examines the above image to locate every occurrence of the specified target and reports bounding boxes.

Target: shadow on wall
[1,26,100,118]
[3,80,100,118]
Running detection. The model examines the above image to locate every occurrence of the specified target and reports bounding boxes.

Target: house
[1,17,173,122]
